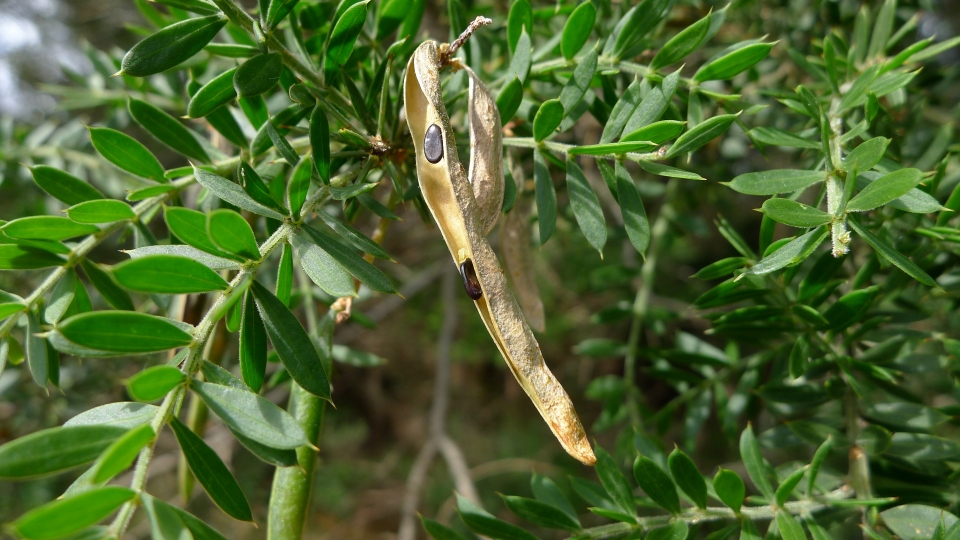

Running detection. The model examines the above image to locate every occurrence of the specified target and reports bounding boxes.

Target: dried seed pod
[404,41,595,466]
[465,66,504,235]
[500,197,546,333]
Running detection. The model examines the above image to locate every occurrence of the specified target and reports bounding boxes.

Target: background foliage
[1,0,960,539]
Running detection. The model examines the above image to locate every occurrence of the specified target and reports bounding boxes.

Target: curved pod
[404,41,595,466]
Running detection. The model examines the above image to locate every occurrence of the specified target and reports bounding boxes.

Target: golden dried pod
[404,40,595,466]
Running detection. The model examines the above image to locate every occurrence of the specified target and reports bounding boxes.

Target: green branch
[573,487,856,539]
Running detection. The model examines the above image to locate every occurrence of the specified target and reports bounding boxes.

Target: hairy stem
[107,184,332,537]
[267,267,329,540]
[573,487,855,539]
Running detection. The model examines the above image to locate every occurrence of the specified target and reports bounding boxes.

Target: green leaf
[170,417,252,521]
[164,206,238,260]
[421,517,469,540]
[634,454,679,515]
[559,46,598,114]
[496,77,523,122]
[565,157,606,255]
[25,310,48,386]
[275,243,293,307]
[238,161,287,215]
[187,68,238,118]
[57,311,193,354]
[507,0,533,53]
[728,169,825,196]
[250,280,332,400]
[533,149,557,245]
[863,402,948,432]
[126,365,185,402]
[208,209,261,260]
[624,71,680,135]
[712,468,744,512]
[191,379,309,449]
[881,505,960,540]
[233,53,282,98]
[12,486,135,540]
[113,254,228,293]
[121,14,227,76]
[501,495,581,532]
[90,424,156,483]
[231,299,258,389]
[847,220,936,287]
[30,166,104,205]
[267,119,300,166]
[124,246,239,273]
[290,229,356,297]
[65,402,158,429]
[79,260,134,311]
[0,425,126,479]
[740,424,775,500]
[561,2,596,60]
[760,198,832,228]
[510,30,532,83]
[776,511,806,540]
[568,141,658,156]
[66,200,136,224]
[0,244,64,270]
[623,120,685,144]
[839,65,881,111]
[695,42,774,81]
[743,226,827,277]
[600,78,643,143]
[805,436,833,496]
[310,105,331,183]
[129,98,210,162]
[141,493,193,540]
[301,225,395,294]
[2,216,99,241]
[652,10,711,69]
[665,113,738,158]
[668,448,707,509]
[749,127,820,149]
[646,522,689,540]
[616,162,650,256]
[288,157,312,218]
[822,285,878,330]
[326,1,368,74]
[88,126,166,182]
[693,257,748,280]
[846,168,923,212]
[533,99,564,142]
[194,167,287,220]
[457,494,539,540]
[43,269,76,325]
[591,446,635,517]
[610,0,675,59]
[775,466,807,506]
[263,0,300,29]
[531,474,577,522]
[317,210,391,260]
[842,137,889,174]
[139,185,181,201]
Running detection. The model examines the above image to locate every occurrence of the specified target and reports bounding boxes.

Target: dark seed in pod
[424,124,444,164]
[459,259,483,300]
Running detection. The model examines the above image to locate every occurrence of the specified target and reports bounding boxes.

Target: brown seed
[459,259,483,300]
[424,123,444,163]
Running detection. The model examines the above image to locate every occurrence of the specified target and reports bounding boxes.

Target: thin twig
[440,16,493,66]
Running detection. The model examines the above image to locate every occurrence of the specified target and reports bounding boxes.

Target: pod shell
[404,41,595,466]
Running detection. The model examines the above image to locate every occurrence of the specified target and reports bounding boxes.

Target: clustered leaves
[1,0,959,538]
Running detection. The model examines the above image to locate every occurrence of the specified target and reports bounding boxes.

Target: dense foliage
[1,0,960,539]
